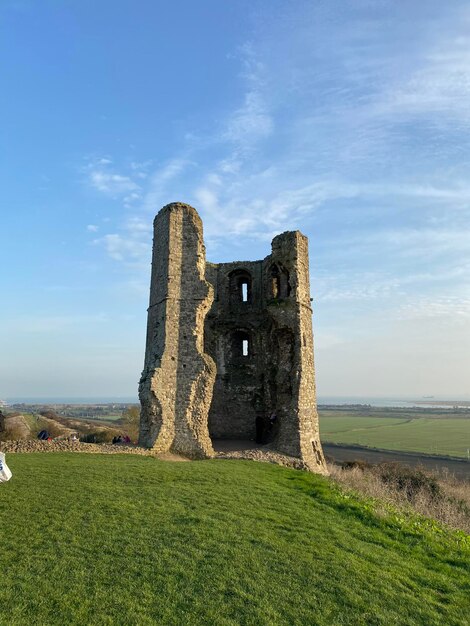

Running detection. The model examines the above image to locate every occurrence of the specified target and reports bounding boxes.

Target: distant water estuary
[3,395,470,408]
[317,396,470,409]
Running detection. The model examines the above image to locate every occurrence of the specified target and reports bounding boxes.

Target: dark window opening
[272,276,280,298]
[270,264,290,298]
[229,270,253,305]
[285,277,292,297]
[232,330,251,359]
[271,266,280,298]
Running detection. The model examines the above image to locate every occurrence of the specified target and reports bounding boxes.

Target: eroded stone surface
[139,203,215,458]
[139,202,327,473]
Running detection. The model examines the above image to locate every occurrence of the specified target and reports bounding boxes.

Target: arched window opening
[283,274,292,297]
[271,265,281,298]
[270,264,290,298]
[229,270,253,305]
[232,330,251,359]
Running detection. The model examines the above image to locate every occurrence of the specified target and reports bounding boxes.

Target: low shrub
[120,406,140,441]
[330,461,470,533]
[376,462,441,502]
[341,459,372,471]
[30,418,65,440]
[0,424,29,441]
[80,429,119,444]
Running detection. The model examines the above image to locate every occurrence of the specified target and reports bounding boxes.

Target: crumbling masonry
[139,202,327,473]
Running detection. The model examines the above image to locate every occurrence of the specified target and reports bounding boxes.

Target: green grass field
[0,453,468,625]
[17,412,38,429]
[99,413,123,421]
[319,412,470,458]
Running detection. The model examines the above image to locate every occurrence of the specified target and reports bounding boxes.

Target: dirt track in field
[322,443,470,478]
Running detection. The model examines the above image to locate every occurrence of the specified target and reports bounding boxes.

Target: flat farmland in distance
[93,413,122,421]
[319,410,470,458]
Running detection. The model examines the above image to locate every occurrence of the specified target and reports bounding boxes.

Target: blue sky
[1,0,469,398]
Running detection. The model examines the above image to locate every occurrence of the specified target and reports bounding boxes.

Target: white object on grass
[0,452,12,483]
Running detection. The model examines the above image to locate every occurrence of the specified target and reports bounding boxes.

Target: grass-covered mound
[0,454,468,625]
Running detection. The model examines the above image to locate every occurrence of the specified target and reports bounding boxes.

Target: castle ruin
[139,202,326,473]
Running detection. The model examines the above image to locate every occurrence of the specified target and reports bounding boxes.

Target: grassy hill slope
[1,410,123,444]
[0,454,468,625]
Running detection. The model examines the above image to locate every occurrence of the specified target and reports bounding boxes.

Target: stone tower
[139,202,327,473]
[138,203,216,458]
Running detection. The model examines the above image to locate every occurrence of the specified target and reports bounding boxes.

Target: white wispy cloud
[84,158,191,265]
[314,263,470,309]
[89,171,140,195]
[397,296,470,322]
[93,233,150,263]
[223,91,273,147]
[375,18,470,124]
[125,216,152,235]
[86,2,470,328]
[222,43,273,151]
[130,160,152,171]
[83,157,142,199]
[141,158,190,212]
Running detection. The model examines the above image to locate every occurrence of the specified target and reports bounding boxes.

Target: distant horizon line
[3,394,470,402]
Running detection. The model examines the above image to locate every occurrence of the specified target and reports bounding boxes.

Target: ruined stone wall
[205,260,267,439]
[139,203,215,458]
[204,231,325,471]
[266,232,325,468]
[140,202,326,473]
